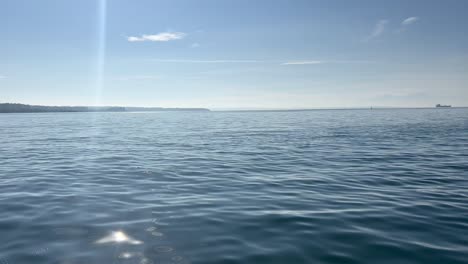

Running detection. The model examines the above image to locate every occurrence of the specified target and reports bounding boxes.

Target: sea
[1,108,467,264]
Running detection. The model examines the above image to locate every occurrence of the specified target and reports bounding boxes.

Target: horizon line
[1,102,466,113]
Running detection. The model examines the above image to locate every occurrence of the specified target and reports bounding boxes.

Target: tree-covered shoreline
[0,103,210,113]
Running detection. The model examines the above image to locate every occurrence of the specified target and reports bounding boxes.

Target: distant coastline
[2,103,466,113]
[213,106,466,112]
[0,103,210,113]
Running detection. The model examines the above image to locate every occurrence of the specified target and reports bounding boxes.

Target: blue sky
[1,0,467,109]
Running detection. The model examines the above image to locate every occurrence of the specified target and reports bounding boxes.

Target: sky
[1,0,467,109]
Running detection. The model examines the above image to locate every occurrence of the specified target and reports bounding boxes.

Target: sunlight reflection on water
[95,231,142,245]
[0,109,467,263]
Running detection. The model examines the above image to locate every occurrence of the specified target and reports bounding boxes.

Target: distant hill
[0,103,210,113]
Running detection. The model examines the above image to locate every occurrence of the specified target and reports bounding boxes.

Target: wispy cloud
[396,17,420,33]
[114,75,159,81]
[151,59,260,63]
[282,61,323,65]
[127,32,186,42]
[402,17,419,26]
[282,60,372,65]
[0,75,6,79]
[190,43,200,48]
[150,59,371,65]
[364,19,388,41]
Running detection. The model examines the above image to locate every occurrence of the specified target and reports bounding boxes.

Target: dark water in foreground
[1,109,467,264]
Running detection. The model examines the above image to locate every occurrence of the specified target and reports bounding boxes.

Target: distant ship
[436,104,451,108]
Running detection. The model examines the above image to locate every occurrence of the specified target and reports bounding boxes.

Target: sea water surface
[1,109,467,264]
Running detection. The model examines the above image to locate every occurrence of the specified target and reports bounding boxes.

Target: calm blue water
[1,109,467,264]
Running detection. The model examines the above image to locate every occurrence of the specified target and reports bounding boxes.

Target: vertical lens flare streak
[95,0,107,106]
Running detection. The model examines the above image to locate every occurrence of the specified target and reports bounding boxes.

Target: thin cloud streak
[282,60,373,65]
[0,75,5,79]
[151,59,370,65]
[282,61,323,65]
[396,17,420,33]
[114,75,159,81]
[152,59,261,63]
[402,17,419,26]
[364,19,388,41]
[127,32,186,42]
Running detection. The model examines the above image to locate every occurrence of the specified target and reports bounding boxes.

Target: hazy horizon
[2,102,466,112]
[1,0,467,108]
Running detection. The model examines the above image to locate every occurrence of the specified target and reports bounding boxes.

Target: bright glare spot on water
[113,231,127,242]
[118,252,133,259]
[95,231,142,245]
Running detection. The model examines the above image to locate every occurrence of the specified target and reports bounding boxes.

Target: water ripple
[0,109,467,263]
